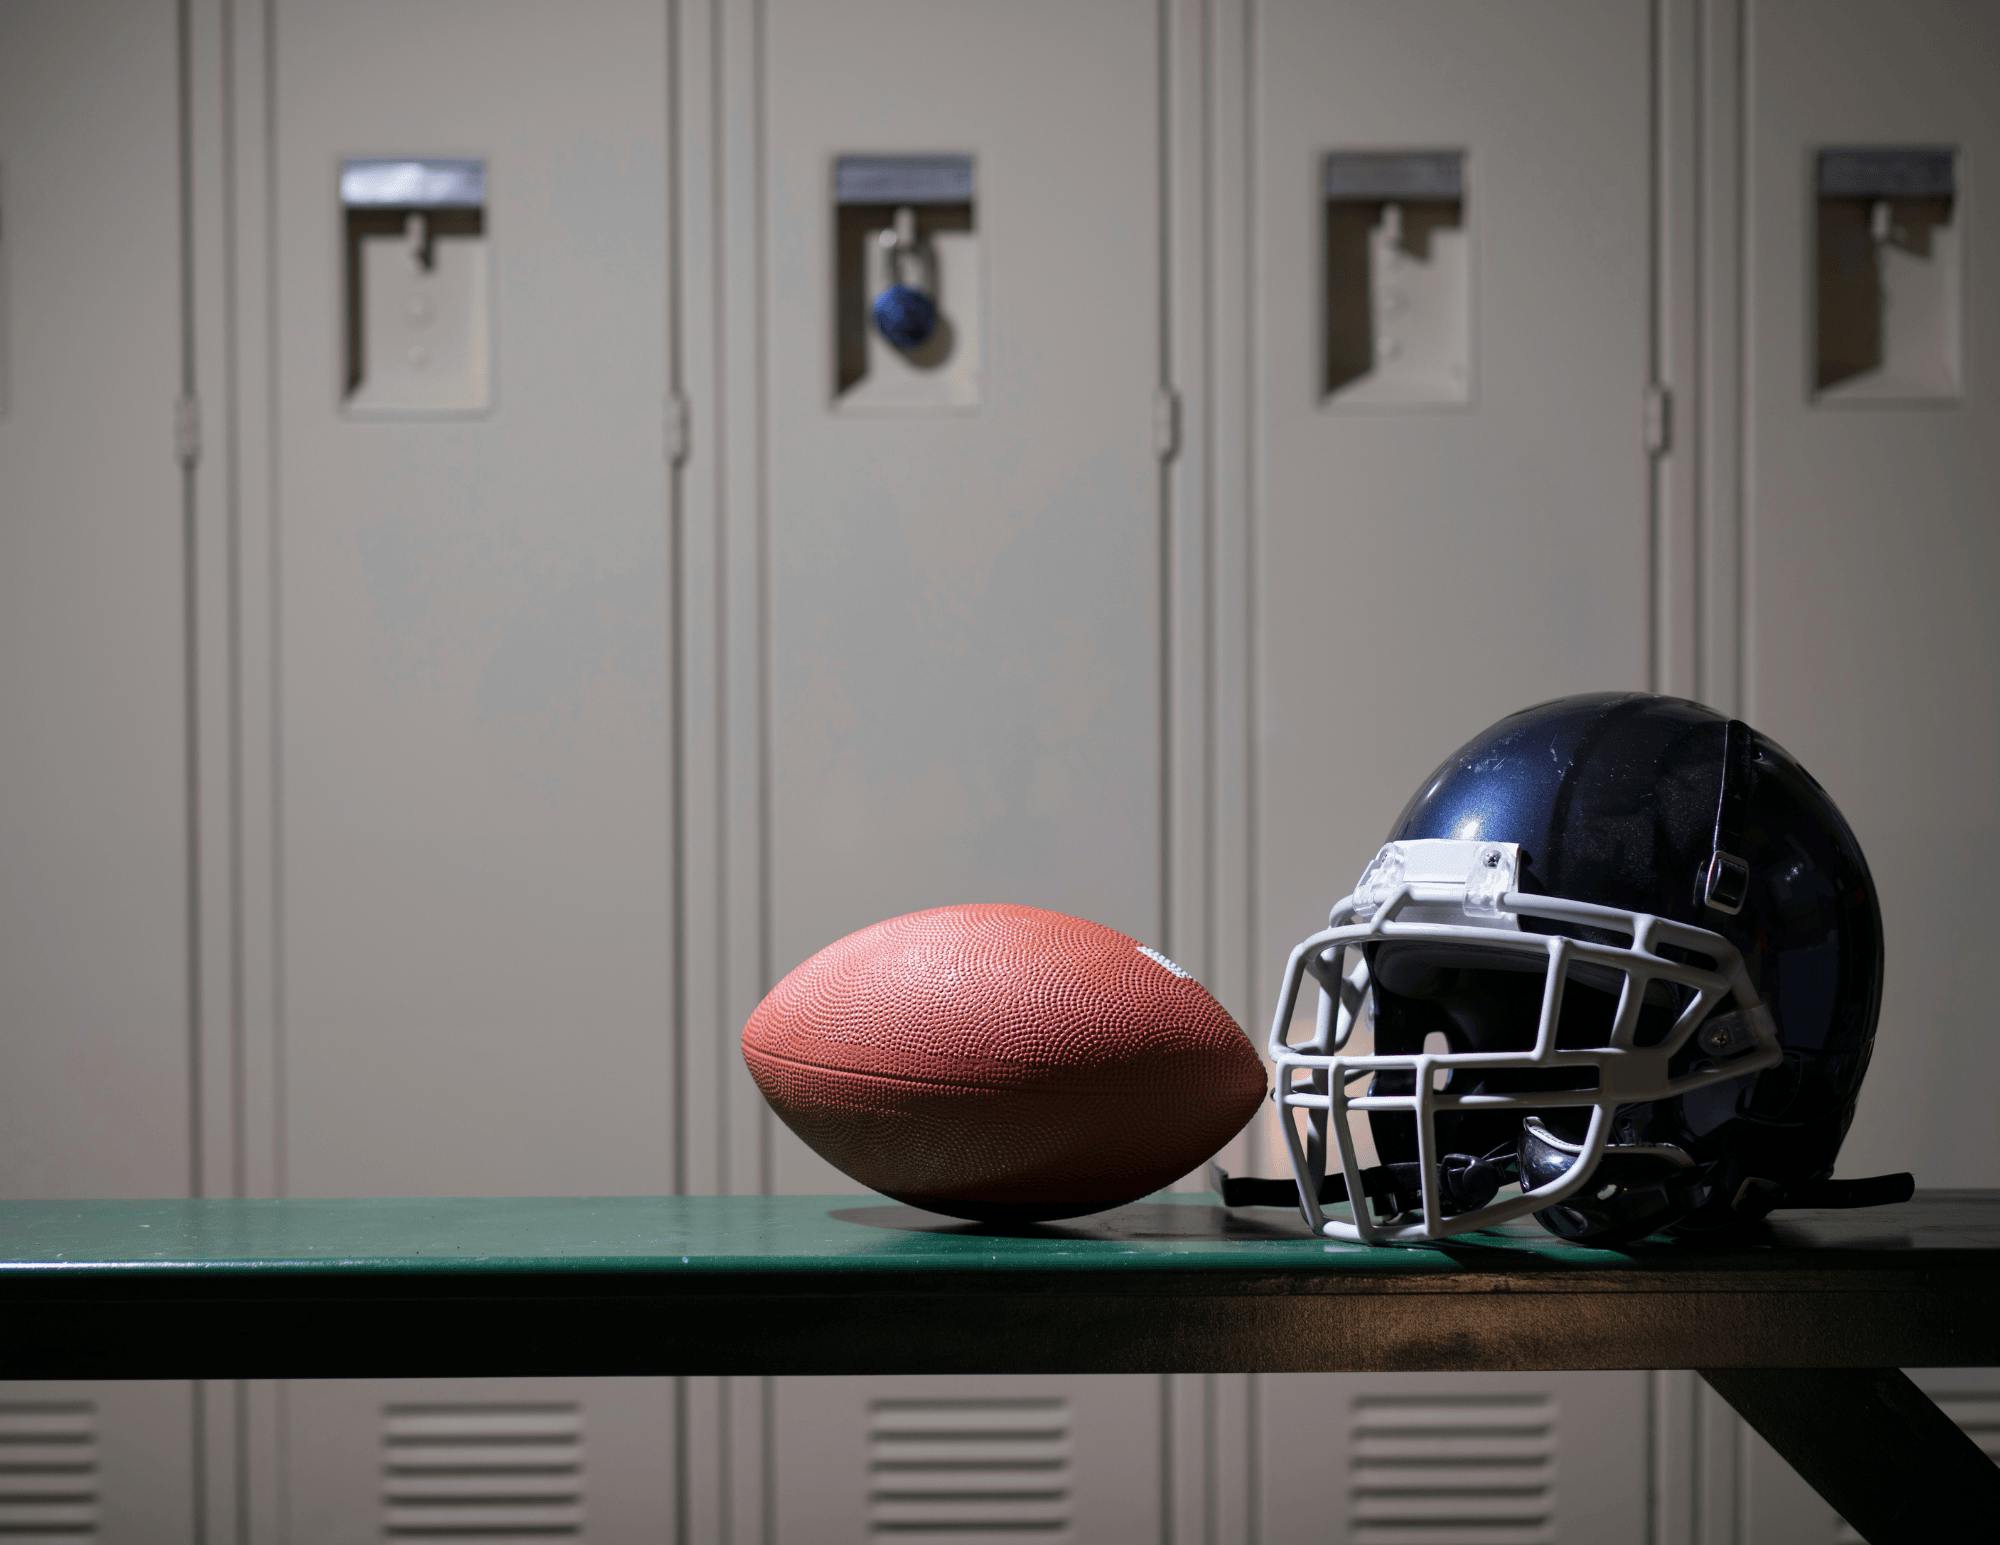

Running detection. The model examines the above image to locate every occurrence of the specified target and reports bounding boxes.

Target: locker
[0,6,199,1531]
[0,0,191,1200]
[256,0,678,1199]
[245,0,681,1531]
[739,6,1175,1539]
[1724,0,2000,1524]
[1244,4,1661,1536]
[1739,0,2000,1191]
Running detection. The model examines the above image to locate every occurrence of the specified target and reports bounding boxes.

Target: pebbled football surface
[741,904,1267,1221]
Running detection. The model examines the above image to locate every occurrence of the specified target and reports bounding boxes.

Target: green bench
[6,1190,1998,1542]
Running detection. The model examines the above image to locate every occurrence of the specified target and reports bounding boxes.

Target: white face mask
[1267,839,1777,1245]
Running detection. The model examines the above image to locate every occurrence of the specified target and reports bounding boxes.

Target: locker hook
[402,211,436,274]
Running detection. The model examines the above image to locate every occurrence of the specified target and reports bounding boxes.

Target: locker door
[258,0,678,1533]
[1736,8,2000,1524]
[1252,0,1654,972]
[1248,6,1657,1538]
[1741,0,2000,1190]
[0,8,198,1535]
[265,0,677,1202]
[0,0,191,1199]
[762,7,1168,1160]
[754,8,1169,1541]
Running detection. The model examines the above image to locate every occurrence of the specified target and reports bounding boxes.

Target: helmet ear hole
[1518,1118,1698,1246]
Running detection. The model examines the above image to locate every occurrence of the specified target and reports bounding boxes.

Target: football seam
[742,1042,1238,1099]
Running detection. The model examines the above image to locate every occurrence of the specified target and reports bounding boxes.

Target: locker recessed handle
[1813,145,1960,402]
[341,157,490,413]
[834,155,978,406]
[1321,150,1469,406]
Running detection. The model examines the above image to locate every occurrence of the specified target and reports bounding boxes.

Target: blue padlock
[873,283,939,350]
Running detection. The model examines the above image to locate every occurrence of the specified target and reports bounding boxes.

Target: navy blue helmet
[1225,693,1902,1246]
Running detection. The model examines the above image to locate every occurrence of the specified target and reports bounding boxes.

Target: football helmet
[1225,693,1905,1246]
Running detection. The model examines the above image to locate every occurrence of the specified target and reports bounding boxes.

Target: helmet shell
[1370,692,1883,1233]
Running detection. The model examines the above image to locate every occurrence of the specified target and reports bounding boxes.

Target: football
[741,904,1267,1222]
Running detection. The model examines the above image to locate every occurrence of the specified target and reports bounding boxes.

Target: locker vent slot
[1836,1389,2000,1543]
[0,1400,100,1538]
[381,1402,583,1539]
[867,1395,1071,1538]
[1347,1391,1555,1545]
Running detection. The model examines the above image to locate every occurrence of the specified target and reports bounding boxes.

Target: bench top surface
[4,1189,1995,1280]
[7,1192,1998,1377]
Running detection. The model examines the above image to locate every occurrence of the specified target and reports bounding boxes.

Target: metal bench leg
[1699,1367,2000,1545]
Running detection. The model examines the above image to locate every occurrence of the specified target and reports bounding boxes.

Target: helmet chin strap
[1735,1171,1915,1213]
[1700,718,1756,915]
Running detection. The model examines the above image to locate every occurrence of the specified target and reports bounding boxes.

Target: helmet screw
[1703,1025,1732,1052]
[1482,850,1502,867]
